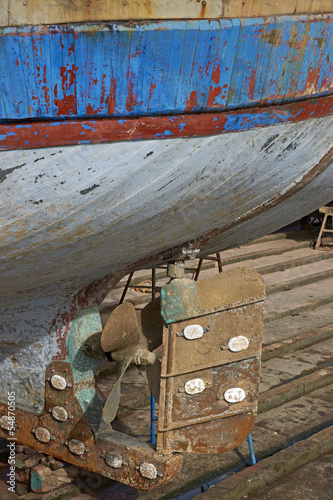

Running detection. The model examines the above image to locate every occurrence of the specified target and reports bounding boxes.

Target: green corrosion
[160,279,200,324]
[66,306,103,425]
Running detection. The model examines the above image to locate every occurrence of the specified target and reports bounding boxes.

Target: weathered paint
[0,15,332,125]
[1,94,333,151]
[1,116,333,303]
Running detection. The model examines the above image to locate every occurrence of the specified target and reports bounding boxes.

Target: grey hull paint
[1,115,333,412]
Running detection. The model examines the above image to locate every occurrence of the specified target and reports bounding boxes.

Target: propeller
[101,300,163,424]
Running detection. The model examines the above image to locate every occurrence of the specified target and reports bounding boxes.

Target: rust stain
[261,28,282,46]
[55,64,78,116]
[68,42,75,56]
[42,65,50,113]
[85,103,100,115]
[126,73,138,112]
[200,1,207,19]
[55,94,77,116]
[248,64,258,101]
[100,74,106,105]
[148,81,156,107]
[207,64,222,107]
[107,77,117,114]
[185,90,197,112]
[144,0,153,16]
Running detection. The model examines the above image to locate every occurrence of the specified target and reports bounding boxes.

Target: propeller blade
[139,297,163,352]
[102,356,132,424]
[101,302,140,353]
[139,359,161,401]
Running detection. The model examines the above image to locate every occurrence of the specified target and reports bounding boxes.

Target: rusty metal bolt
[50,374,67,391]
[202,1,207,6]
[105,453,123,468]
[139,462,157,480]
[51,406,68,422]
[33,427,51,443]
[67,439,86,455]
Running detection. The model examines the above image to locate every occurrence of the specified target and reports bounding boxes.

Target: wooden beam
[5,0,333,27]
[1,95,333,151]
[8,0,222,26]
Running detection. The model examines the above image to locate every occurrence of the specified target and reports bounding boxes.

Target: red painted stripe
[1,95,333,151]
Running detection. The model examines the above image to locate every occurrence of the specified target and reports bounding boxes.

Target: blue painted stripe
[0,15,332,122]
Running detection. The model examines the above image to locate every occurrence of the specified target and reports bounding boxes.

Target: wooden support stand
[315,205,333,250]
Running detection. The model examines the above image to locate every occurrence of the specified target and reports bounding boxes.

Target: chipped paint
[0,15,332,126]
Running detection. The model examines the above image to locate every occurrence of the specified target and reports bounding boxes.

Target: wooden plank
[0,2,8,26]
[6,1,333,26]
[225,1,333,18]
[8,0,223,26]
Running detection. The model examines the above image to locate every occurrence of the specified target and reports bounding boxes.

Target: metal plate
[168,303,264,376]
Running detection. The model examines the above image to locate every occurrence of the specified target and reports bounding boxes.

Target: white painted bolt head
[228,336,249,352]
[184,378,206,395]
[183,324,204,340]
[224,388,246,403]
[50,374,67,391]
[139,462,157,480]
